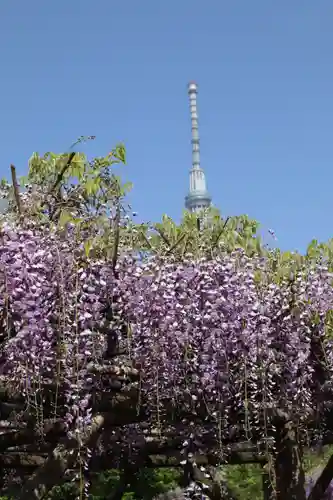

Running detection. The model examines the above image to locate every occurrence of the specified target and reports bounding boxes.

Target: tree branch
[10,164,22,215]
[49,152,76,195]
[17,414,106,500]
[308,454,333,500]
[112,199,121,276]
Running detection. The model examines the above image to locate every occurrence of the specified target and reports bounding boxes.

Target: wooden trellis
[1,366,333,500]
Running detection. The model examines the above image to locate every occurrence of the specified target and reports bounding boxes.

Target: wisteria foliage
[2,218,333,449]
[2,150,333,499]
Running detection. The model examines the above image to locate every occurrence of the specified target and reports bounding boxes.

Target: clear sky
[0,1,332,252]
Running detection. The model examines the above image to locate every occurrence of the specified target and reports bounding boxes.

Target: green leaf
[121,181,133,195]
[58,210,73,228]
[113,143,126,164]
[85,177,100,196]
[84,239,93,258]
[19,175,29,187]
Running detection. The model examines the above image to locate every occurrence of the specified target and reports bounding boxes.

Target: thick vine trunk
[307,454,333,500]
[17,415,106,500]
[16,393,141,500]
[274,419,306,500]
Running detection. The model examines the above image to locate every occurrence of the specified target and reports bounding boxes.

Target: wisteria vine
[2,220,333,438]
[2,215,333,498]
[116,252,333,444]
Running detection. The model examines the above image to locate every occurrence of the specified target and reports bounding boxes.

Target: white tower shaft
[185,82,212,213]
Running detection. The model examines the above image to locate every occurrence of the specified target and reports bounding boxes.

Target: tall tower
[185,81,212,213]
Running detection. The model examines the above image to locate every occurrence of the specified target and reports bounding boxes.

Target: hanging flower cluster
[1,217,333,450]
[0,221,113,438]
[117,252,333,440]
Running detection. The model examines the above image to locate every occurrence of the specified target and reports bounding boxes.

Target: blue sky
[0,1,332,252]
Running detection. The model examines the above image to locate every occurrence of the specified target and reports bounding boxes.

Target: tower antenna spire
[185,81,212,213]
